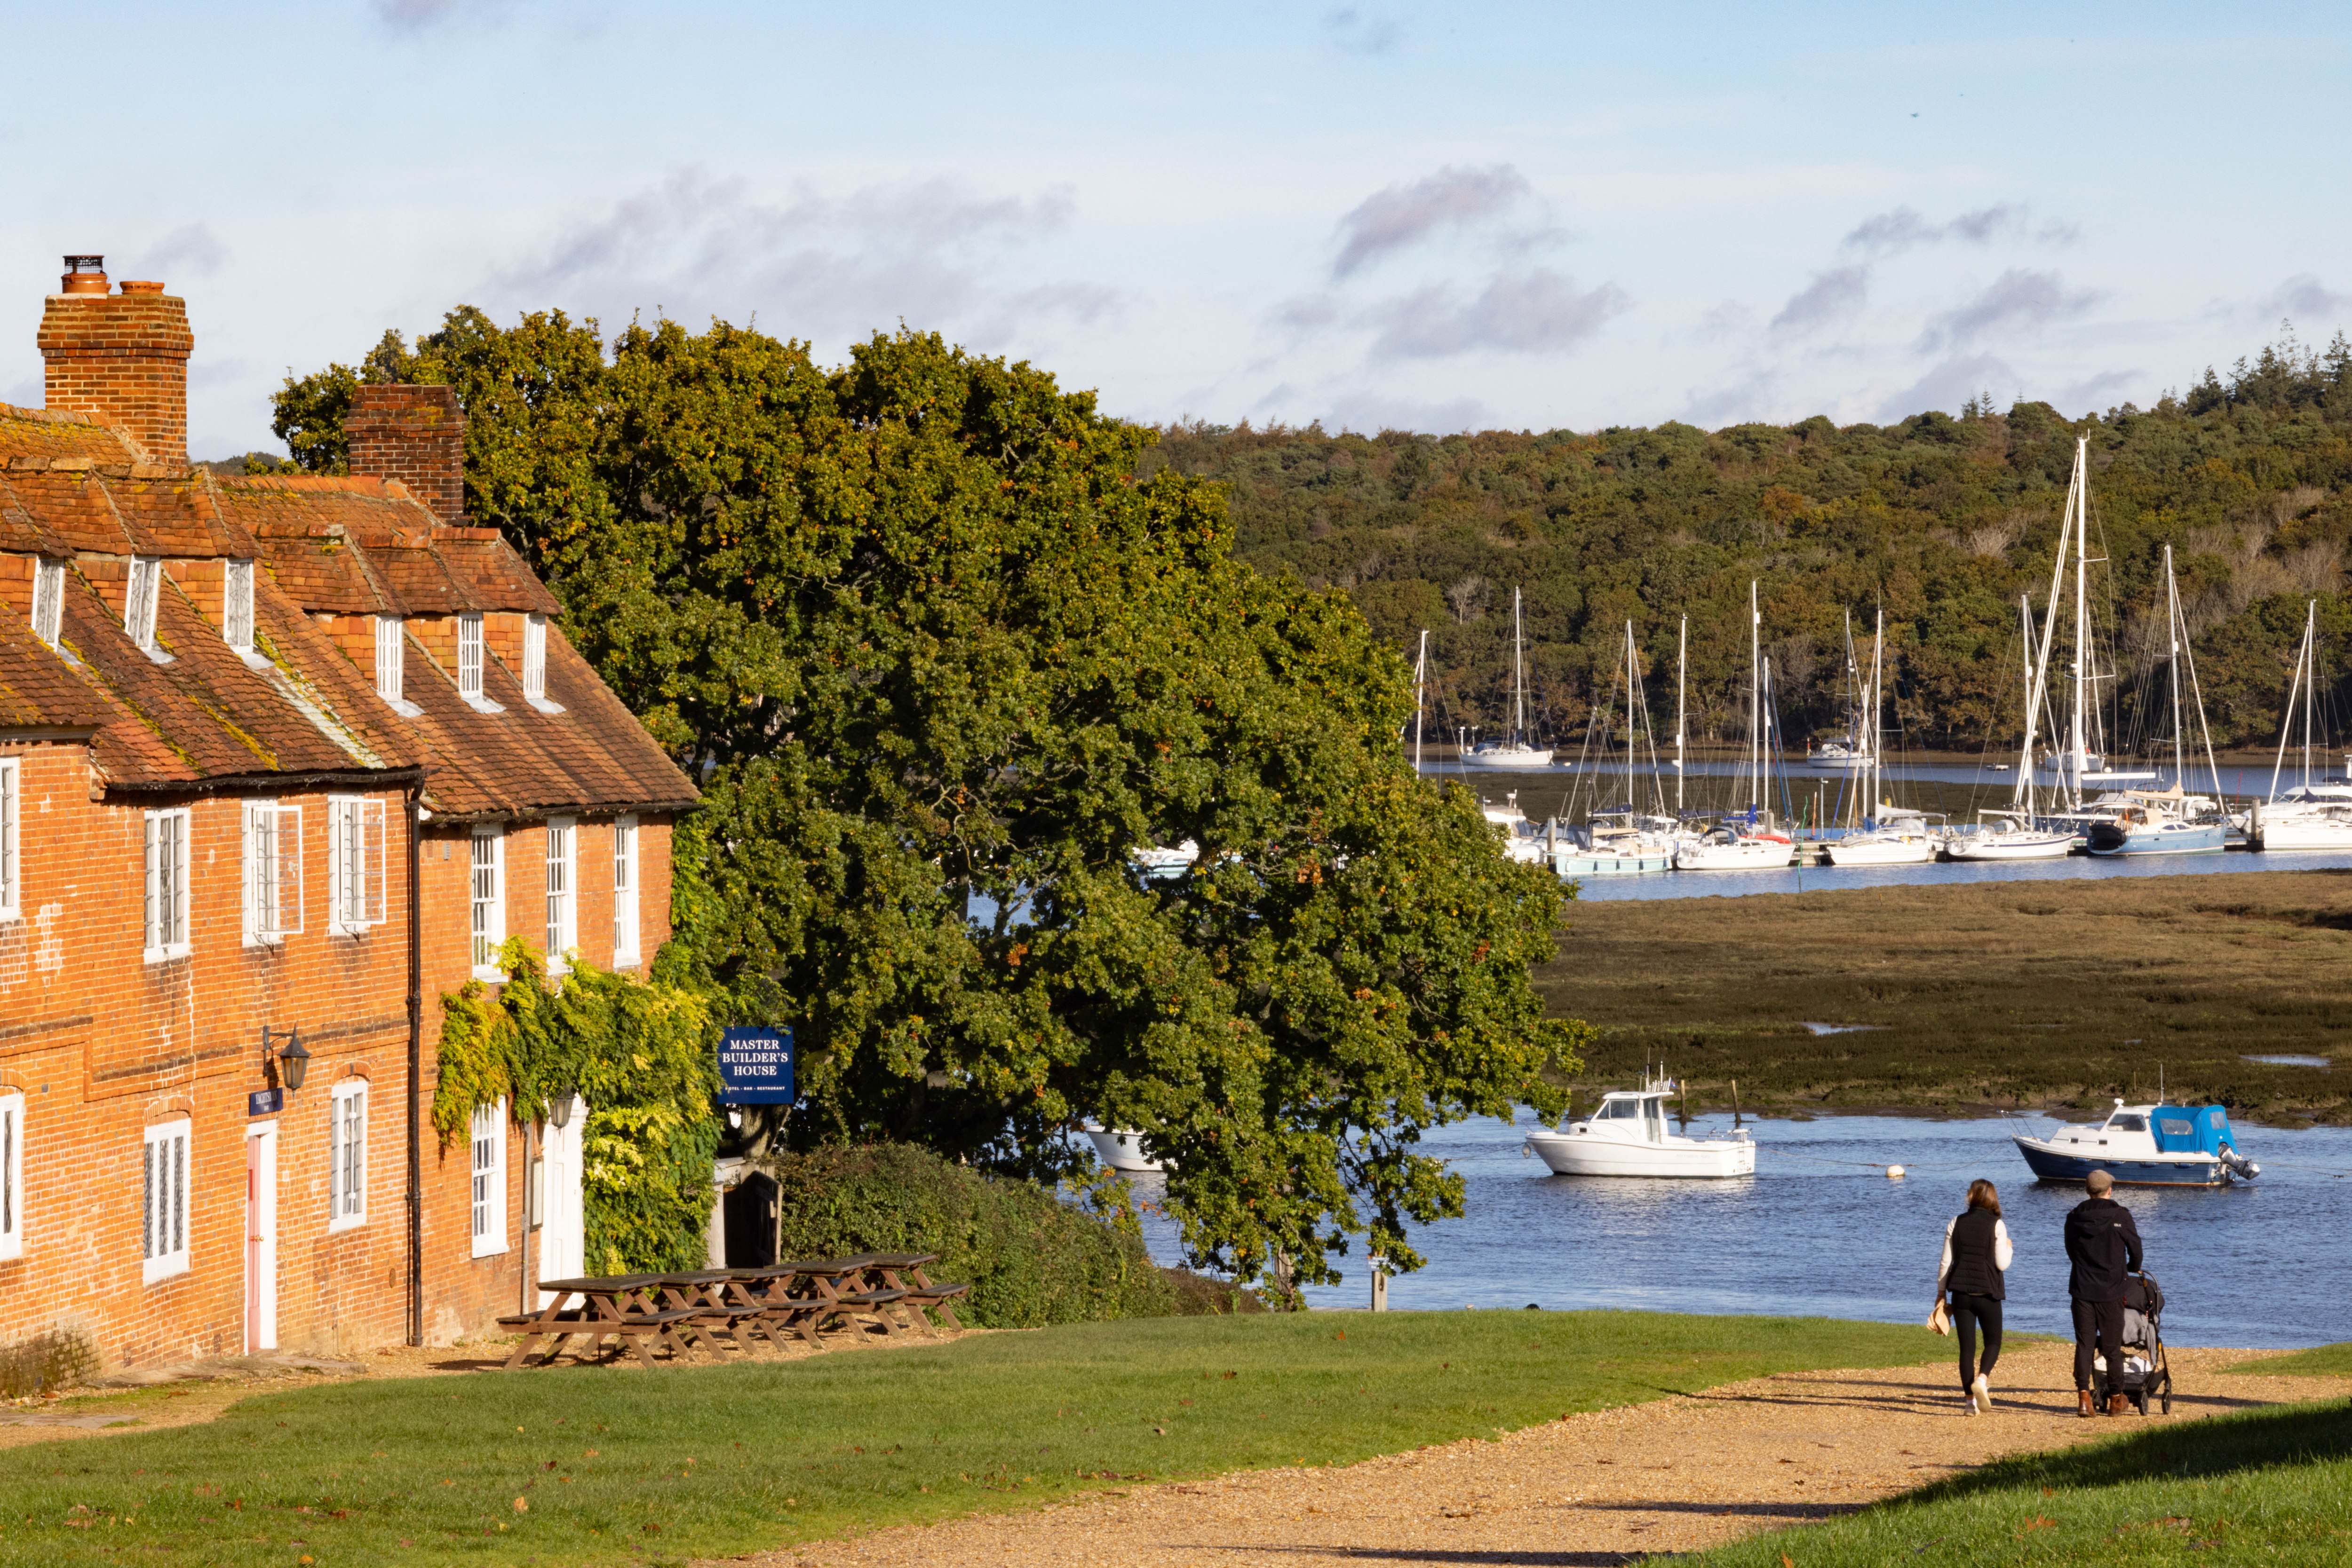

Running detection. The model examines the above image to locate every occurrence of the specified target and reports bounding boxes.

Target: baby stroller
[2096,1270,2172,1416]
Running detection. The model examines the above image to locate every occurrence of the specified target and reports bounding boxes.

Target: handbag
[1928,1298,1950,1337]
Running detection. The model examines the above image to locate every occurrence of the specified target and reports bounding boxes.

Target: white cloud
[1769,265,1868,338]
[1366,269,1628,360]
[1332,164,1531,278]
[1841,202,2070,256]
[1919,269,2101,351]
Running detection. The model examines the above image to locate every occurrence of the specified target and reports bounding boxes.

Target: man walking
[2064,1168,2144,1417]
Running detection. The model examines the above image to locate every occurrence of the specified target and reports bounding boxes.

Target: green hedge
[764,1143,1177,1326]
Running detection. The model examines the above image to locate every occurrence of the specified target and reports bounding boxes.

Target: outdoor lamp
[550,1091,574,1130]
[264,1026,310,1092]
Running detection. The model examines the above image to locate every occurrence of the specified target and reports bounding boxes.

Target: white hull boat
[1824,831,1936,866]
[2011,1100,2257,1188]
[1462,743,1555,770]
[1943,829,2074,860]
[1524,1080,1755,1179]
[1085,1126,1164,1173]
[1674,832,1793,870]
[2253,806,2352,850]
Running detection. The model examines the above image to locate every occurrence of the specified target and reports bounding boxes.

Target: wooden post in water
[1732,1079,1742,1126]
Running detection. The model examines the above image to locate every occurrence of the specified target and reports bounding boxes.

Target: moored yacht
[1553,808,1677,875]
[2249,601,2352,850]
[2083,790,2227,856]
[2011,1100,2258,1187]
[1524,1079,1756,1178]
[1942,811,2074,861]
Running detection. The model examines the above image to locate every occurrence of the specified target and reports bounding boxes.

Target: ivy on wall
[433,938,722,1274]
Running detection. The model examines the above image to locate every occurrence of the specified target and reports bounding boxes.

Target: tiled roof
[0,401,695,817]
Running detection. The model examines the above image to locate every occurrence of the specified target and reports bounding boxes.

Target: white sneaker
[1963,1395,1979,1415]
[1973,1373,1991,1408]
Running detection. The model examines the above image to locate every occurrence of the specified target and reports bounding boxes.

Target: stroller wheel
[2161,1394,2172,1415]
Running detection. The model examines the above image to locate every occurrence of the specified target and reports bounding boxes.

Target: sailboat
[1809,611,1875,768]
[1554,621,1679,875]
[1676,581,1796,870]
[2249,602,2352,850]
[2084,545,2226,856]
[1462,586,1554,768]
[2037,438,2157,793]
[1946,594,2075,860]
[1824,609,1941,865]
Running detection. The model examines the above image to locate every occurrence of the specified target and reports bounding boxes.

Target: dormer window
[124,556,161,652]
[376,616,404,701]
[29,558,64,647]
[457,612,483,699]
[223,559,254,654]
[522,614,546,701]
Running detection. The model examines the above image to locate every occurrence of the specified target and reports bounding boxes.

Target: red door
[244,1139,262,1354]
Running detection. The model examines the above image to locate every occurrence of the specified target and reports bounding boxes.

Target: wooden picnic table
[834,1252,970,1330]
[499,1273,700,1369]
[722,1258,915,1344]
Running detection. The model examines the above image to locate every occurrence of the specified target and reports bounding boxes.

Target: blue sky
[3,1,2346,455]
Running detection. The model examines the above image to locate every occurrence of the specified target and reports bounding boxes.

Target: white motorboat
[1084,1125,1165,1172]
[1523,1079,1755,1178]
[2011,1099,2257,1188]
[1942,812,2074,861]
[1131,840,1200,879]
[1482,794,1552,865]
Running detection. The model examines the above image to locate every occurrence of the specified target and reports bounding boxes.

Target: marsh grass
[2225,1342,2352,1377]
[0,1311,1932,1567]
[1695,1396,2352,1566]
[1543,868,2352,1120]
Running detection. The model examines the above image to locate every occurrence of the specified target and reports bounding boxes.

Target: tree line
[1144,327,2352,759]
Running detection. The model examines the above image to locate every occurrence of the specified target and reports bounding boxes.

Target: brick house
[0,257,697,1367]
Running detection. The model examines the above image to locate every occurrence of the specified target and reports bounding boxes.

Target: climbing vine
[433,938,721,1273]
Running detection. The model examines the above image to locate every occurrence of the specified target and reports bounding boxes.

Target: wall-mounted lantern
[262,1026,309,1092]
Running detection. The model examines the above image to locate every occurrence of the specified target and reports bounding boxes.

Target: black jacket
[2064,1196,2144,1302]
[1946,1207,2005,1299]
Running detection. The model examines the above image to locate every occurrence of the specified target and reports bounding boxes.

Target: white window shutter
[363,799,386,926]
[276,804,303,934]
[143,811,159,952]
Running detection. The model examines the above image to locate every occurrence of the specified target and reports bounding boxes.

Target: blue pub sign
[717,1026,796,1104]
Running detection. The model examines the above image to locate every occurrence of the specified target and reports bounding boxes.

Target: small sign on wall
[717,1027,795,1104]
[248,1087,283,1117]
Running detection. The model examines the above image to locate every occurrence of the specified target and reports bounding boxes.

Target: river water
[1128,1111,2352,1348]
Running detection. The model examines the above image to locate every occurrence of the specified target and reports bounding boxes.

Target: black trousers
[1949,1292,2002,1393]
[2072,1297,2125,1394]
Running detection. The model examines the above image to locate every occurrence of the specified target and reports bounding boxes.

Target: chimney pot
[119,279,165,295]
[60,254,109,295]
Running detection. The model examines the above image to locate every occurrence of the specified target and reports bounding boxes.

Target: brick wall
[346,386,466,525]
[37,287,194,469]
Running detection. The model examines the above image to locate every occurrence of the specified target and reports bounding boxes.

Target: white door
[536,1097,586,1307]
[244,1125,278,1353]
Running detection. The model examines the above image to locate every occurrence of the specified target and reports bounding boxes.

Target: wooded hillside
[1146,330,2352,755]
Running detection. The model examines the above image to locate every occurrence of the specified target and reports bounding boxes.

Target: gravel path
[734,1342,2351,1568]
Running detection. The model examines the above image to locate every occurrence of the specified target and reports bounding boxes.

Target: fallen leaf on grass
[513,1497,530,1514]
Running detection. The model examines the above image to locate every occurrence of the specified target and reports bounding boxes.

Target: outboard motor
[2222,1145,2260,1180]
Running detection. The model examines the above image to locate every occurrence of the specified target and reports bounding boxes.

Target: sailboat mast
[1748,580,1762,810]
[2305,600,2317,788]
[2165,544,2185,786]
[2016,594,2043,817]
[2070,438,2090,795]
[2269,602,2311,802]
[1871,608,1885,819]
[1624,621,1638,784]
[1512,586,1526,743]
[1675,616,1687,812]
[1413,628,1428,774]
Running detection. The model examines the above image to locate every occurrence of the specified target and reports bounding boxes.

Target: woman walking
[1937,1178,2014,1414]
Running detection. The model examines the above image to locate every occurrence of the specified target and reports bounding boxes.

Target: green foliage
[1145,327,2352,753]
[1698,1398,2352,1566]
[763,1141,1176,1325]
[0,1310,1939,1565]
[431,939,721,1273]
[282,315,1581,1297]
[2224,1341,2352,1377]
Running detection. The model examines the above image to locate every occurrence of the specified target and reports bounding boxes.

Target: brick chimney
[347,384,468,524]
[38,255,194,467]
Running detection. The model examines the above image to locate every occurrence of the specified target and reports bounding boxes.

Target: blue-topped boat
[2012,1100,2260,1187]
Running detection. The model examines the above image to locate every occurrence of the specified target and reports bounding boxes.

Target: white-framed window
[143,807,191,961]
[469,1099,507,1257]
[0,1092,22,1261]
[241,800,302,944]
[141,1118,190,1283]
[0,758,17,922]
[328,1080,367,1231]
[124,556,161,651]
[326,796,386,935]
[375,616,404,700]
[30,557,65,648]
[222,559,254,653]
[457,612,484,700]
[470,824,505,978]
[611,815,639,967]
[543,817,575,971]
[522,613,546,701]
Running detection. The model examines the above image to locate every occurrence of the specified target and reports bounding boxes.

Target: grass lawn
[1695,1396,2352,1566]
[0,1310,1932,1567]
[2225,1341,2352,1377]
